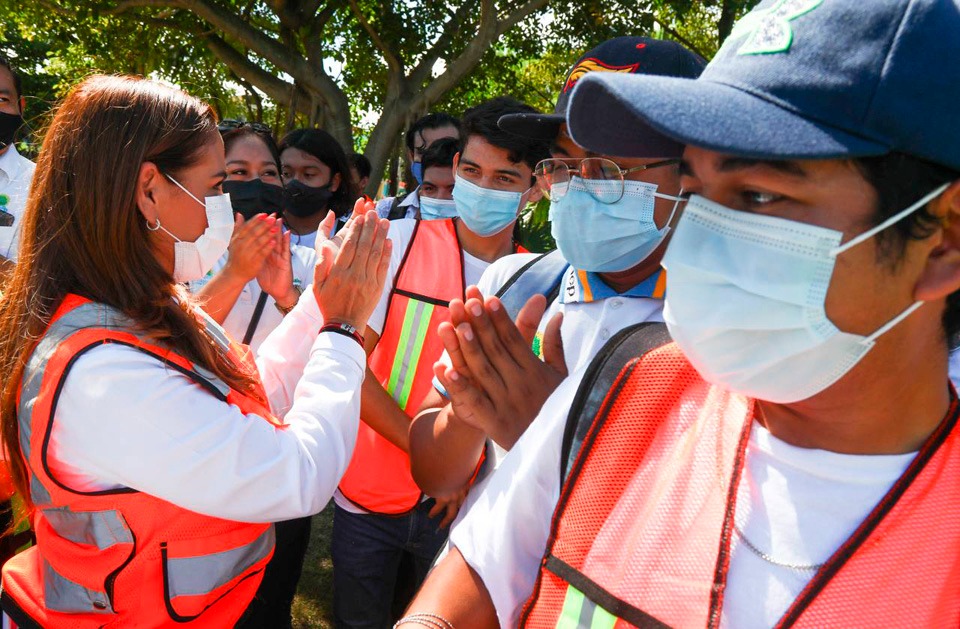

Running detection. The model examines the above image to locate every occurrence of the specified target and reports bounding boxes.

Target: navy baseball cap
[498,36,705,156]
[567,0,960,171]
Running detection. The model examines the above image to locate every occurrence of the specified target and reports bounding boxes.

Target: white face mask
[661,184,948,403]
[156,175,235,282]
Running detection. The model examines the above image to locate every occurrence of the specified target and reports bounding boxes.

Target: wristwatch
[274,284,303,316]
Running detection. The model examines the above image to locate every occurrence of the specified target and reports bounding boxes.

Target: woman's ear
[136,162,162,226]
[330,171,342,192]
[915,179,960,302]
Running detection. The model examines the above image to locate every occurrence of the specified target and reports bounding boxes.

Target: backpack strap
[559,322,672,482]
[494,249,567,319]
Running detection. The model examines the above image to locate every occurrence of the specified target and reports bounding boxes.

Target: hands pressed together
[223,213,300,310]
[433,285,568,450]
[312,198,392,331]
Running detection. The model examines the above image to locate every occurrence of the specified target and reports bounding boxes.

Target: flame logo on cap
[563,58,640,93]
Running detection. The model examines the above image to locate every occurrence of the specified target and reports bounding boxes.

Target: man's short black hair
[350,152,372,179]
[0,56,21,101]
[461,97,550,176]
[853,152,960,339]
[421,137,459,173]
[406,112,460,152]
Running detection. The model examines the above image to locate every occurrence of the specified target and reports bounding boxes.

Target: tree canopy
[2,0,758,192]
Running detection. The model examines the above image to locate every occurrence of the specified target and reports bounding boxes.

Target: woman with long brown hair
[0,75,390,626]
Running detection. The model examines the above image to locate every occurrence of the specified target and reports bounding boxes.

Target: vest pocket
[160,525,275,622]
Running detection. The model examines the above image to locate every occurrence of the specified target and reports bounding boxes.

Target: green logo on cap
[729,0,823,56]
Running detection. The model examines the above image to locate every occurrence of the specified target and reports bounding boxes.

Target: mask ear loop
[657,188,686,232]
[864,301,924,344]
[165,173,207,208]
[517,184,539,219]
[832,182,950,257]
[831,183,948,345]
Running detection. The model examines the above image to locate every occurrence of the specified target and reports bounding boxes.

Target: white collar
[0,145,28,180]
[399,188,420,208]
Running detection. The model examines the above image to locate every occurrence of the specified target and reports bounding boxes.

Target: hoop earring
[146,217,162,231]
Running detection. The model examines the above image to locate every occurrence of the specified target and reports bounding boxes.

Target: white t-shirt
[49,288,364,523]
[450,372,918,627]
[336,218,490,514]
[186,244,317,352]
[0,145,36,262]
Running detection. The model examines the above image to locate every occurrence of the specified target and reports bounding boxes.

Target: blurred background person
[377,112,460,221]
[189,120,315,351]
[417,136,459,221]
[350,152,373,202]
[280,128,356,248]
[0,55,35,276]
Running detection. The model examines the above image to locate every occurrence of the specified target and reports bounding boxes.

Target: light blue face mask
[411,161,424,185]
[453,174,527,237]
[419,195,458,220]
[550,178,684,273]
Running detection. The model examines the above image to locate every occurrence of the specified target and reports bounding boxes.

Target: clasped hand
[312,199,392,330]
[433,286,567,449]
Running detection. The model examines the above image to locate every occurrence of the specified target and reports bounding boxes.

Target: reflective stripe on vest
[521,342,960,628]
[2,295,277,627]
[384,297,437,409]
[339,219,465,514]
[557,586,618,629]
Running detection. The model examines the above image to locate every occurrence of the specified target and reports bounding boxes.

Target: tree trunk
[361,96,411,197]
[717,0,742,45]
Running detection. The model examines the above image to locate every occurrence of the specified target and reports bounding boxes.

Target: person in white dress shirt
[0,55,36,274]
[0,74,391,626]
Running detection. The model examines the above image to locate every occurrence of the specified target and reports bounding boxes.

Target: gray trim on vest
[494,250,568,320]
[18,302,134,463]
[43,558,113,614]
[29,475,51,507]
[41,507,133,550]
[166,525,275,599]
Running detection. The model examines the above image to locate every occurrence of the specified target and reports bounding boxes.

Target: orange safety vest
[339,218,465,514]
[1,295,280,627]
[521,330,960,628]
[339,219,529,514]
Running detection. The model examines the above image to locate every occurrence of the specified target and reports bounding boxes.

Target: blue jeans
[331,500,448,628]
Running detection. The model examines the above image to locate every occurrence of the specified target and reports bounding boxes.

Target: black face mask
[0,112,23,149]
[284,179,335,218]
[222,179,286,220]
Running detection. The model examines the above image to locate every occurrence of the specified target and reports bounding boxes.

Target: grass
[291,505,336,628]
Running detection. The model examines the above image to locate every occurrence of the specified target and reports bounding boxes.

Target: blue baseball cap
[566,0,960,171]
[498,36,705,156]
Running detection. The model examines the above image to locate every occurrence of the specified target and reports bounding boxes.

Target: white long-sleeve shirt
[47,288,362,523]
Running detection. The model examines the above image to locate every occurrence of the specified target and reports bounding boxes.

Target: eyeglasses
[217,119,273,135]
[534,157,680,204]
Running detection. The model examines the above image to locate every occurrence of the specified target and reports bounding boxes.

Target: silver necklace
[732,518,825,572]
[717,411,826,573]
